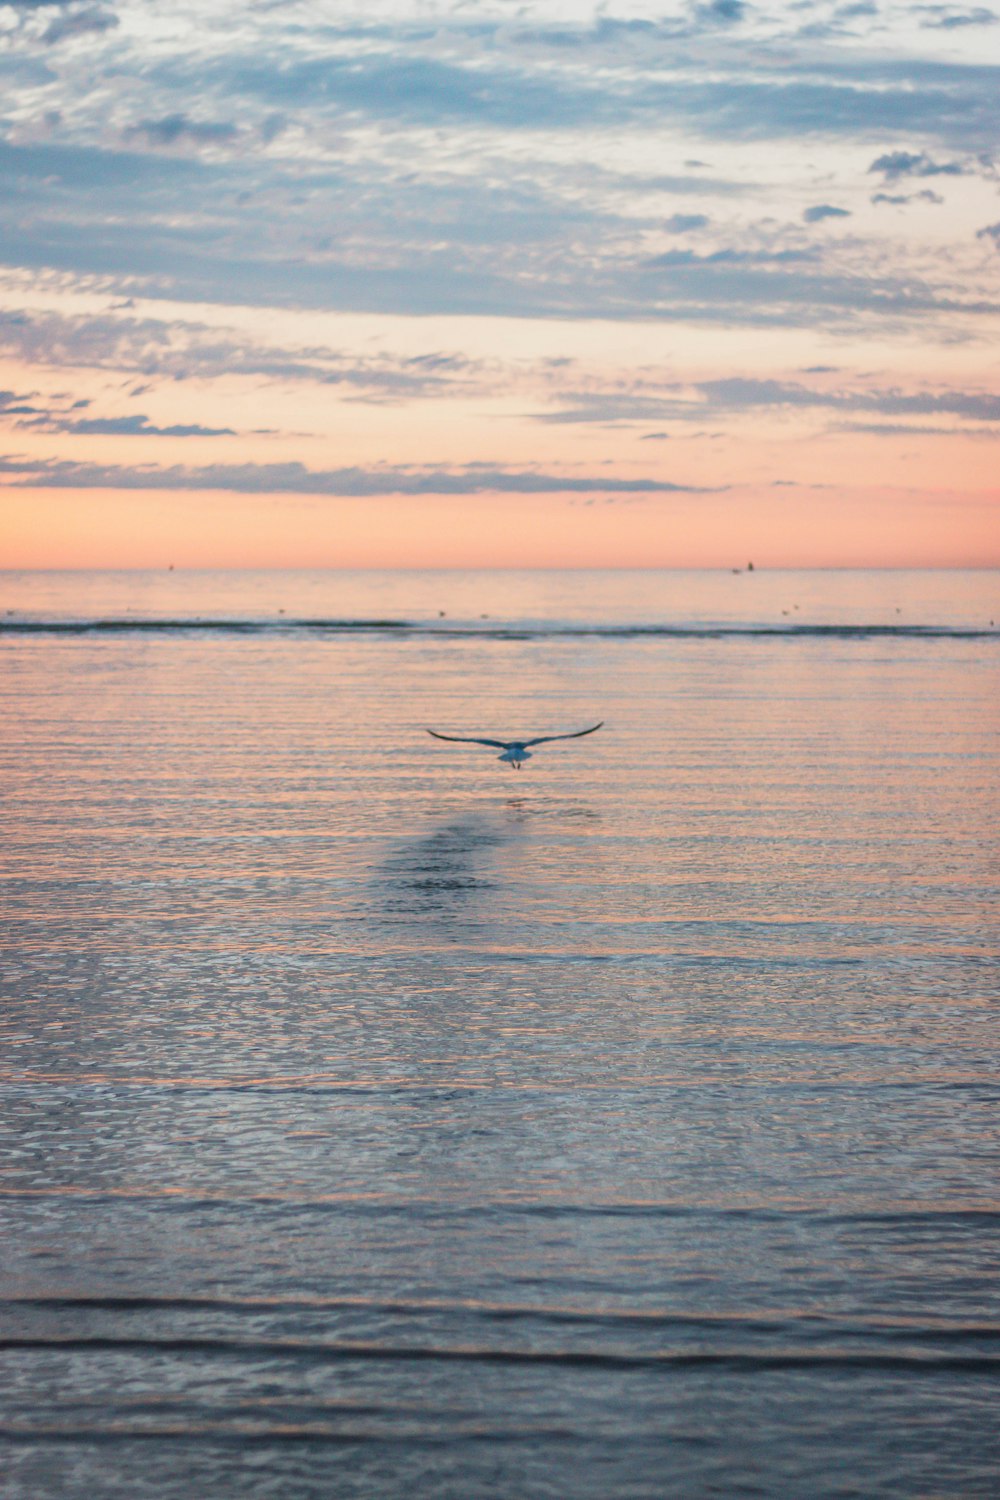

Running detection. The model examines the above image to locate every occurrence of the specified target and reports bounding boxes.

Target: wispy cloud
[868,150,966,181]
[41,7,118,46]
[837,420,1000,434]
[533,375,1000,426]
[0,387,40,414]
[803,204,851,222]
[125,115,239,150]
[871,189,945,205]
[19,411,236,437]
[0,308,483,398]
[696,377,1000,420]
[0,455,721,496]
[917,5,998,27]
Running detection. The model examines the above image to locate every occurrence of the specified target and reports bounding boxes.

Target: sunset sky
[0,0,998,567]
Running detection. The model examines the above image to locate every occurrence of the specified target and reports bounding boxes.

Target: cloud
[918,5,998,26]
[871,189,945,205]
[175,38,1000,149]
[535,375,1000,425]
[9,225,985,348]
[654,67,999,147]
[630,253,999,325]
[532,392,693,426]
[0,308,483,399]
[127,116,239,149]
[693,0,747,23]
[0,456,720,496]
[215,52,595,132]
[0,388,40,414]
[837,420,999,434]
[868,150,964,181]
[697,376,1000,420]
[42,7,117,45]
[643,247,818,269]
[0,243,922,330]
[0,387,232,437]
[20,412,236,437]
[976,222,1000,249]
[803,204,851,222]
[0,9,997,347]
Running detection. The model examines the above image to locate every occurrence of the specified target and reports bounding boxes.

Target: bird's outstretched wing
[427,730,509,748]
[522,721,604,748]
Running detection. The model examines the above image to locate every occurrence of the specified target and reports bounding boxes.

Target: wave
[9,1293,1000,1340]
[0,1425,581,1447]
[1,1333,997,1373]
[1,618,995,640]
[0,617,410,635]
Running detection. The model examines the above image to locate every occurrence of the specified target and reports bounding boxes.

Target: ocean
[2,569,998,1497]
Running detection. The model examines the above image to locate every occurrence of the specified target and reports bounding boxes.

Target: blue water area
[1,570,998,1498]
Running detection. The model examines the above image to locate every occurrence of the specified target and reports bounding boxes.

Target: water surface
[2,570,998,1497]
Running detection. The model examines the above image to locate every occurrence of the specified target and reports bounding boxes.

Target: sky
[0,0,997,567]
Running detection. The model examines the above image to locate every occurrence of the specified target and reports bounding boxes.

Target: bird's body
[427,722,603,770]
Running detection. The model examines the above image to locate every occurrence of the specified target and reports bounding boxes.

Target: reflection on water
[1,570,998,1498]
[381,818,506,913]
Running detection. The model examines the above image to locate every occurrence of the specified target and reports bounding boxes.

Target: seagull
[427,722,603,771]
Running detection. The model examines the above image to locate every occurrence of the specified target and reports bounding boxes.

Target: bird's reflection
[381,817,506,917]
[379,800,600,925]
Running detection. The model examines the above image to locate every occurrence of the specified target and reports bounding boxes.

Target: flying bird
[426,722,603,770]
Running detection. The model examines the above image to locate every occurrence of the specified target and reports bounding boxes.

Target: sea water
[1,570,998,1498]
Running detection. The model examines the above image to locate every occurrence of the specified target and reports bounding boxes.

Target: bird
[426,722,603,770]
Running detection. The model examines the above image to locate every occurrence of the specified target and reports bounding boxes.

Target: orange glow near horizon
[3,275,999,568]
[1,298,997,569]
[3,482,998,570]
